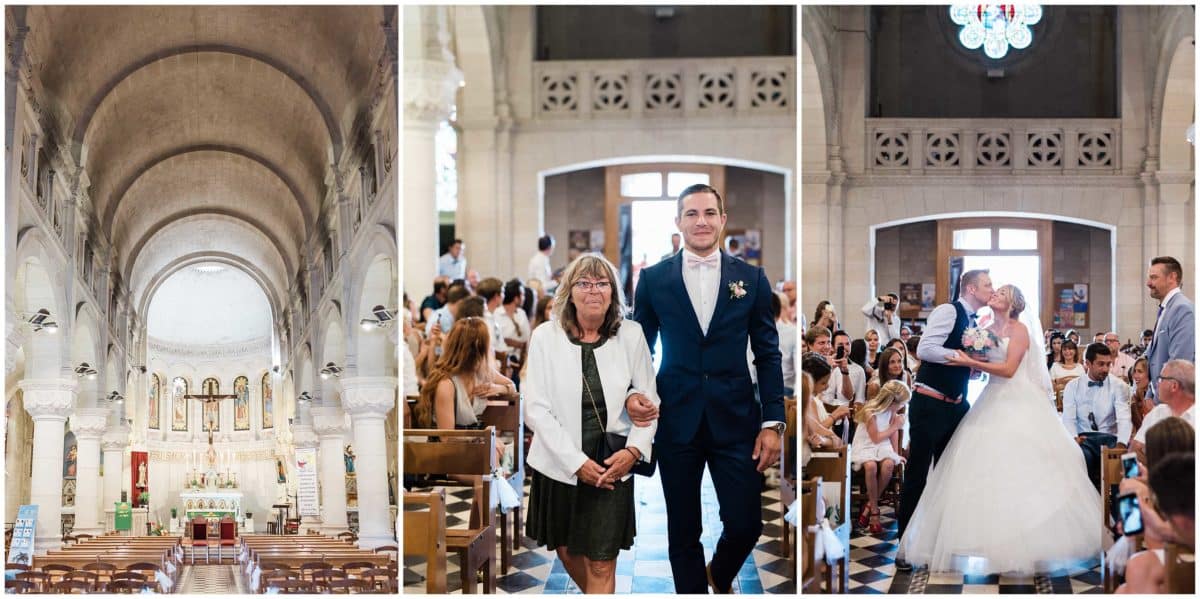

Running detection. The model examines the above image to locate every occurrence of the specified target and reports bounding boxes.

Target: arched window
[171,377,189,432]
[202,378,220,432]
[950,4,1042,60]
[234,376,250,431]
[261,372,274,429]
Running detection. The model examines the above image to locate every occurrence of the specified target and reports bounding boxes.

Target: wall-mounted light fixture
[106,391,124,404]
[297,391,313,403]
[22,308,58,334]
[74,362,98,379]
[319,363,343,380]
[360,305,397,331]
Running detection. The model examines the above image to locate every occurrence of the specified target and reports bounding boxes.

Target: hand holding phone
[1121,452,1140,479]
[1117,492,1144,536]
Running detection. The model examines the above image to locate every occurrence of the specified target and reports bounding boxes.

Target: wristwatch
[766,422,786,437]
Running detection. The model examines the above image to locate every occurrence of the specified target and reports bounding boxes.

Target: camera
[884,301,897,311]
[1117,492,1144,536]
[1121,452,1139,479]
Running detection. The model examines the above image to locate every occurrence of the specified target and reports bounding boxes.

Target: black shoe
[894,557,913,572]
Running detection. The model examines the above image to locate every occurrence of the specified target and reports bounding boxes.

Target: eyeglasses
[1157,375,1181,385]
[573,280,612,292]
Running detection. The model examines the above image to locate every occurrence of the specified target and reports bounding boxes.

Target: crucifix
[185,392,237,473]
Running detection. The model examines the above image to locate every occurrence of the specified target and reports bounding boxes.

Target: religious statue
[276,457,287,483]
[344,445,355,474]
[136,461,148,489]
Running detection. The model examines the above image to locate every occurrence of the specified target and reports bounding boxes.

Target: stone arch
[351,227,398,377]
[318,304,347,405]
[13,228,65,378]
[70,305,102,409]
[1158,36,1195,173]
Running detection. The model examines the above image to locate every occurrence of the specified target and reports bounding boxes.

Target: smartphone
[1121,452,1140,479]
[1117,492,1144,536]
[835,345,845,360]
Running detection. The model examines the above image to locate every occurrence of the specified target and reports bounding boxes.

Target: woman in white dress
[850,380,910,534]
[897,284,1103,575]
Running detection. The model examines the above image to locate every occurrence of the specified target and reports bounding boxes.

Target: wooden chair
[300,561,333,580]
[779,397,798,560]
[53,579,93,593]
[311,567,348,585]
[373,544,398,556]
[39,563,75,586]
[403,490,448,594]
[800,478,822,594]
[217,517,238,562]
[273,579,316,594]
[1099,446,1126,591]
[261,568,300,592]
[323,577,368,593]
[479,392,526,574]
[191,517,211,563]
[111,571,148,582]
[804,445,850,594]
[106,579,149,594]
[1164,542,1195,593]
[123,561,160,582]
[359,566,397,592]
[406,428,498,593]
[15,571,50,593]
[5,579,37,594]
[81,561,117,583]
[339,560,376,577]
[5,562,29,571]
[882,407,908,507]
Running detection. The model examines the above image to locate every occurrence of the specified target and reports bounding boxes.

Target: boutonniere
[728,280,747,299]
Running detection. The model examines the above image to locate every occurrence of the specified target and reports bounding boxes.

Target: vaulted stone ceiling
[15,5,393,321]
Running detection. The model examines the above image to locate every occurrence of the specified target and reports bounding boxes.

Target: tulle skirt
[897,374,1104,574]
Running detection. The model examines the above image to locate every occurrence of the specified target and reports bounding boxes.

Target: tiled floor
[844,502,1104,594]
[405,467,796,594]
[178,564,247,594]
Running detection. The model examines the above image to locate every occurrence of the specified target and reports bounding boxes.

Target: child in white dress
[850,380,910,533]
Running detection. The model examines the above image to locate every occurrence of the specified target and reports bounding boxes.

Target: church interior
[5,5,398,594]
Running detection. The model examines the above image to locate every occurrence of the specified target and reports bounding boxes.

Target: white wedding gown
[898,335,1104,574]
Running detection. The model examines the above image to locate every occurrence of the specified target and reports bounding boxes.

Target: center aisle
[178,565,247,594]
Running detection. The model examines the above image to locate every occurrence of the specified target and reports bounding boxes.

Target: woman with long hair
[868,346,909,399]
[1051,339,1085,397]
[414,317,515,430]
[1125,356,1154,443]
[810,300,838,331]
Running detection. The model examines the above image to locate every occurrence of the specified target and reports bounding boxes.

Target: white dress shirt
[495,306,531,347]
[916,299,978,364]
[527,251,552,285]
[438,252,466,279]
[777,320,798,390]
[1111,352,1136,380]
[484,310,512,353]
[1134,402,1195,444]
[861,298,902,343]
[680,247,721,335]
[1061,374,1133,444]
[819,361,866,407]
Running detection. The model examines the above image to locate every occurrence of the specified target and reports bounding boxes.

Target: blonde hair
[998,284,1026,318]
[552,253,626,340]
[855,380,911,424]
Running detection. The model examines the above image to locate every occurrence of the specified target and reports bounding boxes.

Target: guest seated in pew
[850,381,909,534]
[801,352,845,452]
[524,253,660,594]
[1118,450,1194,594]
[414,316,516,468]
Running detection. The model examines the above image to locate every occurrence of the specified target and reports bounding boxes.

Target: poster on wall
[921,283,937,311]
[10,504,37,565]
[1054,284,1089,329]
[899,283,922,319]
[295,447,319,517]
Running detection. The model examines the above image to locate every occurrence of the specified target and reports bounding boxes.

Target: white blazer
[524,319,661,485]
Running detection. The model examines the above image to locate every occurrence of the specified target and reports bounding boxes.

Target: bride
[897,284,1104,574]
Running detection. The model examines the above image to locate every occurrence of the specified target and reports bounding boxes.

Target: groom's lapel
[707,252,736,339]
[667,252,705,338]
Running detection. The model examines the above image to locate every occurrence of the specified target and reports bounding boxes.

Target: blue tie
[1088,380,1104,388]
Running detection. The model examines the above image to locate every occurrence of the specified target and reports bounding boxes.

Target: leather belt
[914,384,963,405]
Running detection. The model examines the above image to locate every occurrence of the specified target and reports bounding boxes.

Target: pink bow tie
[686,253,720,269]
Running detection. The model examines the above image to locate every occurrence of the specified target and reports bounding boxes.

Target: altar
[180,490,243,520]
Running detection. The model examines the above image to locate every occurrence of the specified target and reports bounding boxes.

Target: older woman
[524,253,660,594]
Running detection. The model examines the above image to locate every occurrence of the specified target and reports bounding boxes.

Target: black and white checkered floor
[404,468,796,594]
[846,503,1104,594]
[178,564,247,594]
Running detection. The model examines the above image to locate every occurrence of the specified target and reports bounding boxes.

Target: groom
[895,269,993,570]
[627,184,785,593]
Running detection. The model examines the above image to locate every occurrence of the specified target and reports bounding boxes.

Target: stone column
[340,377,398,548]
[403,5,461,292]
[18,377,76,553]
[291,423,320,532]
[70,408,108,536]
[101,425,130,514]
[311,405,349,534]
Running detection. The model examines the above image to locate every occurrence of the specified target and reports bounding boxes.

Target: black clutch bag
[584,377,657,477]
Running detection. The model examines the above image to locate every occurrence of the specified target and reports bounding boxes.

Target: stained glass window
[950,4,1042,60]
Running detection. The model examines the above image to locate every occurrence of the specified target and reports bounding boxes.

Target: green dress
[526,335,636,560]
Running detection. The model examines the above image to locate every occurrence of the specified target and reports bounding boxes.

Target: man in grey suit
[1145,256,1194,399]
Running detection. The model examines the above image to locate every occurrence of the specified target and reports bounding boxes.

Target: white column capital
[71,407,109,439]
[293,424,318,449]
[403,58,462,124]
[340,377,397,418]
[311,406,349,438]
[19,377,77,420]
[101,426,130,451]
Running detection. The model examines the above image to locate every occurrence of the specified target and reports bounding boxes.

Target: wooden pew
[405,428,497,594]
[1100,446,1125,592]
[804,446,850,594]
[800,478,821,594]
[479,393,525,574]
[779,397,798,560]
[404,489,448,594]
[1164,542,1195,593]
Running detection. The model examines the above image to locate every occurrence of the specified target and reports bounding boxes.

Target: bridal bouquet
[962,326,1000,361]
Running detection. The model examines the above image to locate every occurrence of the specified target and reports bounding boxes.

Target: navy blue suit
[633,250,785,592]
